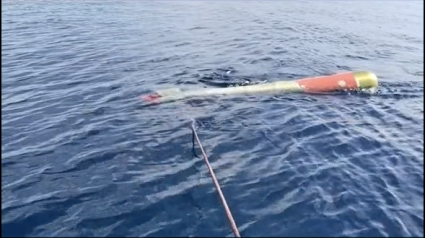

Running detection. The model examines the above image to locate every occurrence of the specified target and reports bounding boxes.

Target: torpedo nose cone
[353,71,379,89]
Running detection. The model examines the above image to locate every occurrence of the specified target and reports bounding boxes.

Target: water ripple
[2,0,423,237]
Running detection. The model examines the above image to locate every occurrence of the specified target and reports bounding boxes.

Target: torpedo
[141,71,378,104]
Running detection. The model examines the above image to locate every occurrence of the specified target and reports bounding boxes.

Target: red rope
[190,122,241,237]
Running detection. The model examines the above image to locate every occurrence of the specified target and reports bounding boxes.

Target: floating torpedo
[141,71,378,104]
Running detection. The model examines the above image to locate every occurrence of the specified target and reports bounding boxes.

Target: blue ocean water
[2,0,423,237]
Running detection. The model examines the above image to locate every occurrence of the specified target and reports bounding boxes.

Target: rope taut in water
[190,120,241,237]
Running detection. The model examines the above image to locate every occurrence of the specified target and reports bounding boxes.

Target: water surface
[2,0,423,237]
